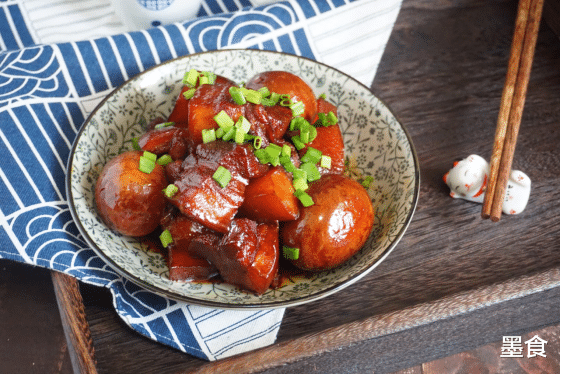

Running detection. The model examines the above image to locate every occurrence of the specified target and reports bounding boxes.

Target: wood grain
[51,271,97,374]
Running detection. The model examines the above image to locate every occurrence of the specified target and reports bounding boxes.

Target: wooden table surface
[1,0,559,373]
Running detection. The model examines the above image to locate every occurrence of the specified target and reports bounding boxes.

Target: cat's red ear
[453,161,459,167]
[443,172,448,183]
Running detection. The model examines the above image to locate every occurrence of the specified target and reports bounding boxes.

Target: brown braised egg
[95,150,168,237]
[280,174,375,272]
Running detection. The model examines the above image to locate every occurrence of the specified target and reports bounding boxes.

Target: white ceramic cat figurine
[443,154,531,215]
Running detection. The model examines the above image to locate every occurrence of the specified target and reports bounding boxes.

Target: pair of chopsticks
[481,0,545,222]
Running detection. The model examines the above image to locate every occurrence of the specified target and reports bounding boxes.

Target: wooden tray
[54,0,560,372]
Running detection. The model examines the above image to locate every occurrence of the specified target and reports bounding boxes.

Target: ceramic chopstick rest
[443,154,531,215]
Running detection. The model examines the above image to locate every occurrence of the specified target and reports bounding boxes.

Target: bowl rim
[66,49,420,309]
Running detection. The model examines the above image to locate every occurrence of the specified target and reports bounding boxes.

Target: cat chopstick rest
[443,154,531,215]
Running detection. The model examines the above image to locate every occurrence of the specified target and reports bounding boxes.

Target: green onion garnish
[242,88,261,104]
[293,169,307,181]
[183,88,196,100]
[362,176,374,188]
[156,154,173,166]
[294,190,314,207]
[292,177,308,191]
[258,86,270,98]
[229,86,246,105]
[143,151,157,162]
[320,155,332,169]
[279,155,296,173]
[163,184,179,198]
[154,121,175,130]
[301,147,322,164]
[264,144,282,166]
[279,94,292,107]
[234,128,246,144]
[300,162,321,182]
[291,135,305,150]
[235,116,251,134]
[290,101,305,117]
[254,149,269,164]
[202,128,217,144]
[214,110,234,129]
[131,137,141,150]
[139,156,155,174]
[183,68,199,86]
[253,136,263,149]
[201,71,216,85]
[281,144,291,158]
[222,127,235,142]
[282,246,299,260]
[160,229,173,248]
[213,166,231,188]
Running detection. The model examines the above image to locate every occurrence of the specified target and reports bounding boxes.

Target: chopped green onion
[293,169,307,181]
[183,87,196,100]
[154,121,175,130]
[160,229,173,248]
[261,92,280,106]
[282,246,299,260]
[258,86,270,98]
[281,144,291,157]
[301,147,322,164]
[235,116,251,134]
[214,110,235,129]
[320,155,332,169]
[290,117,308,131]
[234,128,246,144]
[138,155,156,174]
[213,166,231,188]
[222,127,236,142]
[362,176,374,188]
[254,149,269,164]
[131,137,141,150]
[290,101,305,117]
[280,155,297,173]
[264,144,282,166]
[291,135,305,150]
[292,177,308,191]
[229,86,246,105]
[183,68,199,86]
[300,162,321,182]
[253,136,263,149]
[327,111,338,125]
[215,127,225,139]
[318,93,326,100]
[279,94,292,107]
[243,88,262,104]
[201,71,216,85]
[202,128,217,143]
[156,154,173,166]
[300,128,310,144]
[163,184,179,198]
[143,151,157,162]
[294,190,314,207]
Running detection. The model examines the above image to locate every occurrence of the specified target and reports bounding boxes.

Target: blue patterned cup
[111,0,204,31]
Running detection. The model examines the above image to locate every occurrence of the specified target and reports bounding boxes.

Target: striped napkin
[0,0,402,360]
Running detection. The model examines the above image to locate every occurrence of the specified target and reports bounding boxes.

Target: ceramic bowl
[67,49,419,309]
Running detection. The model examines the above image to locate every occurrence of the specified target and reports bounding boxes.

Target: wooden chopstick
[482,0,544,221]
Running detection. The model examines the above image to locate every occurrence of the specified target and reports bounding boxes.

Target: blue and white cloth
[0,0,402,361]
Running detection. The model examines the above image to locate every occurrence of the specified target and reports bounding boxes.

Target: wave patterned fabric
[0,0,402,360]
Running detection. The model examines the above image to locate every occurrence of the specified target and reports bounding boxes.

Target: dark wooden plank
[0,260,73,374]
[51,271,97,374]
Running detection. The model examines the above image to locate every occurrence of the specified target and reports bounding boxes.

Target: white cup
[112,0,204,31]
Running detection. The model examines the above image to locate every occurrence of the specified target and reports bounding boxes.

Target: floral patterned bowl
[67,49,419,309]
